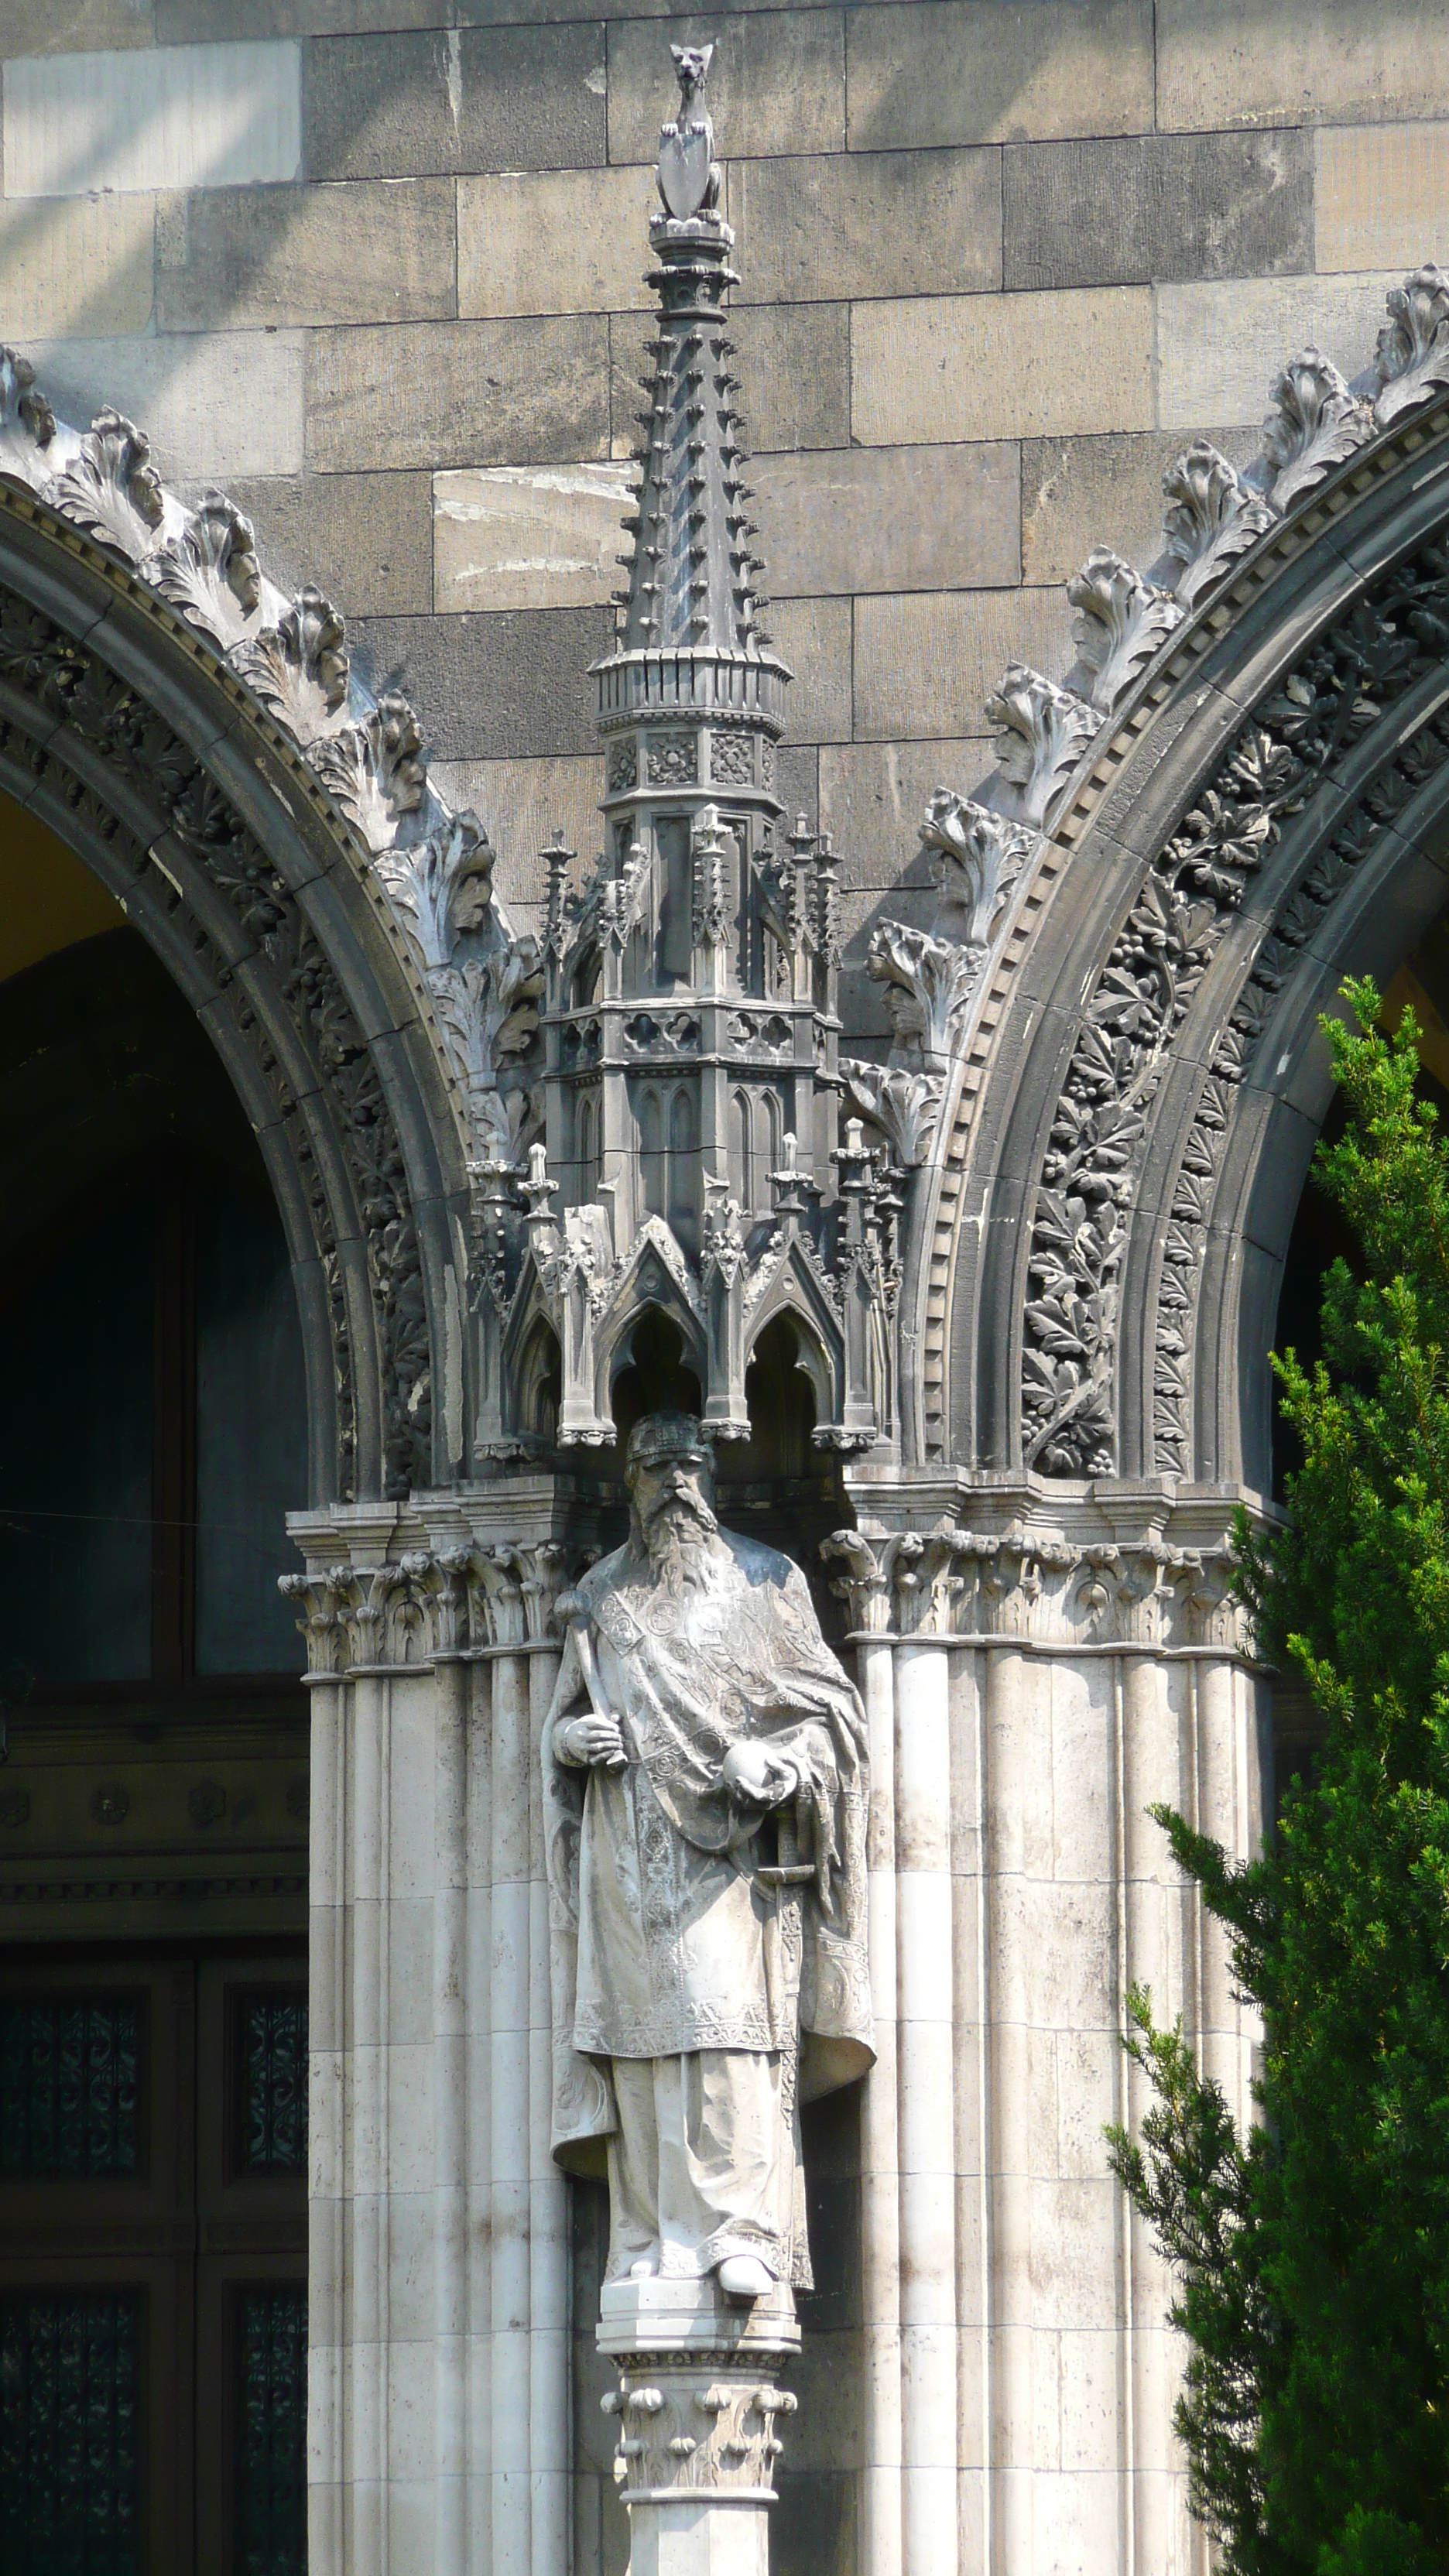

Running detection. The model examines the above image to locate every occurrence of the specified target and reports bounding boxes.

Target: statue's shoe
[716,2256,775,2302]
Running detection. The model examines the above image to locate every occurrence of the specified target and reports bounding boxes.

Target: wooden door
[0,1943,307,2575]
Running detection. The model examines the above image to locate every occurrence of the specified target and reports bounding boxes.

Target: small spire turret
[499,45,894,1458]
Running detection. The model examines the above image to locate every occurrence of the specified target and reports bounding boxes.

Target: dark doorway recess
[0,930,307,1706]
[0,917,312,2571]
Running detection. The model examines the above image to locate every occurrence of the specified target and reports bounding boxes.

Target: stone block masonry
[2,0,1445,1114]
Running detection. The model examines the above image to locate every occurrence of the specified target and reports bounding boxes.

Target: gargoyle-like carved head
[670,41,714,112]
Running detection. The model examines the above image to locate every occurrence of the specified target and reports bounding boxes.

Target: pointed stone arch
[0,478,471,1502]
[939,382,1449,1491]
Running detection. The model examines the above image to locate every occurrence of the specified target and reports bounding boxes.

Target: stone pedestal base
[598,2280,800,2576]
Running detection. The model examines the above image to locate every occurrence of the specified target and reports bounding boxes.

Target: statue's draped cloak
[545,1531,873,2174]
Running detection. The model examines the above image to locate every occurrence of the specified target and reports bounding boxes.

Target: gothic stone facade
[3,2,1449,2571]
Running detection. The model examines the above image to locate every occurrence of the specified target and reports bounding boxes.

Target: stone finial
[1067,546,1183,713]
[309,691,427,850]
[53,406,164,564]
[985,663,1100,828]
[149,490,262,648]
[919,789,1034,948]
[0,345,54,488]
[1161,440,1276,608]
[1262,348,1373,510]
[233,587,351,741]
[1374,262,1449,426]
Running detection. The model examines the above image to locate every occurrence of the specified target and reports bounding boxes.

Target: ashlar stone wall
[5,0,1449,1046]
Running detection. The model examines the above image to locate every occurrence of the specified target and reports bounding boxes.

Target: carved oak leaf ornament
[1067,546,1184,712]
[232,587,351,744]
[839,1060,944,1169]
[147,491,262,649]
[53,408,165,564]
[985,663,1100,828]
[309,690,427,851]
[0,345,55,490]
[865,921,978,1074]
[372,808,498,975]
[1262,348,1374,510]
[919,790,1036,946]
[1374,264,1449,426]
[1162,441,1277,607]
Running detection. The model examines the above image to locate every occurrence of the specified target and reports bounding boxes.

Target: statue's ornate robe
[544,1530,872,2282]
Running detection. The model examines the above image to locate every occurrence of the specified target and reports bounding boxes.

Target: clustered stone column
[825,1485,1267,2576]
[285,1499,576,2576]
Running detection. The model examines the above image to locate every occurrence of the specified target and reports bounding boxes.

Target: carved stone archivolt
[0,346,544,1197]
[862,261,1449,1482]
[1019,477,1449,1478]
[0,471,465,1499]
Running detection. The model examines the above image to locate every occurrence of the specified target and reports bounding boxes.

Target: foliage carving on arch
[1021,528,1449,1478]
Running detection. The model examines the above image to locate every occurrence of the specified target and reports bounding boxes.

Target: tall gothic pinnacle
[610,43,772,659]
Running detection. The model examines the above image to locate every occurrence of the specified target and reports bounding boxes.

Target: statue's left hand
[721,1739,797,1809]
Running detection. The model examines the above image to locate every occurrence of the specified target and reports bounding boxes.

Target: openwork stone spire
[611,44,774,662]
[594,43,790,748]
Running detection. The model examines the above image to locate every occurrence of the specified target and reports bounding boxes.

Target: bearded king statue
[542,1412,873,2314]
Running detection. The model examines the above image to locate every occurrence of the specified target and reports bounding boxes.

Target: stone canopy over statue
[543,1413,872,2300]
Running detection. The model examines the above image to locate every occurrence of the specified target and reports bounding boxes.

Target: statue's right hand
[558,1713,627,1770]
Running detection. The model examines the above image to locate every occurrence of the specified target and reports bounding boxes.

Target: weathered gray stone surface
[852,286,1154,448]
[156,177,455,329]
[1019,425,1260,584]
[753,443,1019,598]
[819,739,987,895]
[4,0,152,50]
[765,595,852,745]
[26,330,307,478]
[349,605,611,760]
[458,163,656,317]
[844,0,1154,148]
[0,197,154,340]
[853,587,1074,742]
[1156,269,1399,429]
[1157,0,1449,128]
[218,469,433,617]
[731,146,1001,303]
[1316,122,1449,273]
[305,315,609,471]
[2,36,300,194]
[1003,128,1314,289]
[303,22,606,178]
[429,750,604,916]
[433,461,637,613]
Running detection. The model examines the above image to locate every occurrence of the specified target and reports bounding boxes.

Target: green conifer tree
[1108,981,1449,2575]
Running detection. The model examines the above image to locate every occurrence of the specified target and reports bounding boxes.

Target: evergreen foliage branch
[1109,981,1449,2575]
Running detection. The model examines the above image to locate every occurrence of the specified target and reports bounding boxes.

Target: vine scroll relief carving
[1022,529,1449,1478]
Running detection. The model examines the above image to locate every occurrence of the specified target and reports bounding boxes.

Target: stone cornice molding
[825,1476,1257,1655]
[280,1535,575,1671]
